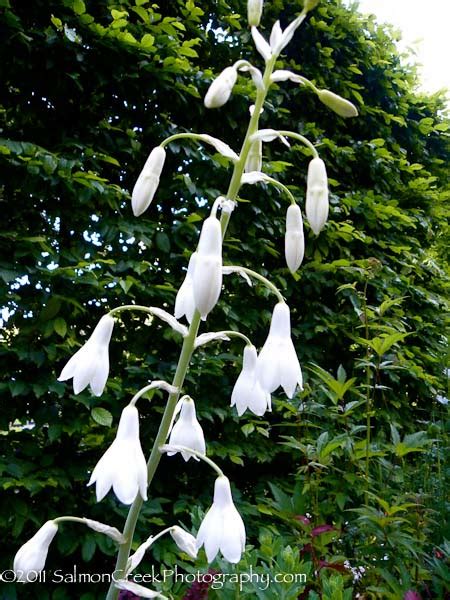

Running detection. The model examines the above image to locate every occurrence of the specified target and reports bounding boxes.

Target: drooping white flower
[305,157,328,235]
[58,314,114,396]
[174,252,197,324]
[231,345,271,416]
[192,215,223,320]
[132,146,166,216]
[247,0,263,27]
[88,405,148,505]
[318,89,358,118]
[196,476,246,563]
[170,526,198,559]
[167,396,206,462]
[13,520,58,582]
[204,66,237,109]
[256,302,303,398]
[285,203,305,273]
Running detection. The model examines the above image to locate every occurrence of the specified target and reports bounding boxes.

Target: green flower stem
[129,382,177,407]
[108,304,154,318]
[224,265,284,303]
[105,53,280,600]
[243,173,297,205]
[159,444,224,477]
[214,330,252,346]
[277,130,319,158]
[53,516,87,525]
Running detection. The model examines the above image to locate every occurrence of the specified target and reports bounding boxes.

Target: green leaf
[73,0,86,15]
[91,407,113,427]
[53,317,67,337]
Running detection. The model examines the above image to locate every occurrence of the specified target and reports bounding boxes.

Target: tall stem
[362,278,371,505]
[106,55,278,600]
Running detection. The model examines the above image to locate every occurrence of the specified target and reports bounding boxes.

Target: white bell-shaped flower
[170,526,198,559]
[14,520,58,582]
[247,0,263,27]
[256,302,303,398]
[231,345,271,416]
[132,146,166,216]
[88,405,148,505]
[174,252,197,323]
[196,476,246,563]
[285,203,305,273]
[167,397,206,462]
[204,66,237,109]
[58,314,114,396]
[193,215,223,320]
[305,157,329,235]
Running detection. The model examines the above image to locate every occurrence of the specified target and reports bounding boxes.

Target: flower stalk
[105,49,282,600]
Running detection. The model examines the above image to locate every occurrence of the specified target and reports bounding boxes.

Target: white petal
[196,505,221,562]
[220,507,246,563]
[58,348,82,381]
[251,27,272,61]
[269,21,282,49]
[256,340,280,393]
[89,351,110,396]
[193,255,222,319]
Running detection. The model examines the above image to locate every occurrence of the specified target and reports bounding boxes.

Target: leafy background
[0,0,448,598]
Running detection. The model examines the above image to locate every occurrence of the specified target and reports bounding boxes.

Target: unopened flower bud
[132,146,166,216]
[193,215,223,319]
[285,204,305,273]
[245,139,262,173]
[204,67,237,109]
[318,89,358,118]
[305,157,328,235]
[247,0,263,27]
[14,521,58,582]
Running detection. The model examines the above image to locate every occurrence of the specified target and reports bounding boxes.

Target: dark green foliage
[0,0,448,598]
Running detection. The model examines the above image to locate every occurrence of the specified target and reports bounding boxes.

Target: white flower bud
[193,215,223,319]
[318,89,358,118]
[305,157,329,235]
[245,139,262,173]
[204,67,237,109]
[285,204,305,273]
[132,146,166,216]
[14,521,58,582]
[247,0,263,27]
[171,526,198,559]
